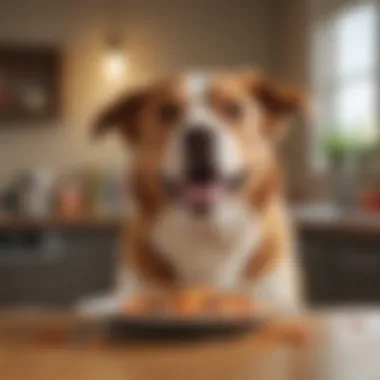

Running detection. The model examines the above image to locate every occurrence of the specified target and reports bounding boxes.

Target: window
[311,3,379,169]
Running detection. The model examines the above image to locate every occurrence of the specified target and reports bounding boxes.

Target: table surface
[0,311,327,380]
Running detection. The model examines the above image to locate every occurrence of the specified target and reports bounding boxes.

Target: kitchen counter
[3,309,380,380]
[293,204,380,235]
[0,215,124,231]
[1,204,380,234]
[0,310,324,380]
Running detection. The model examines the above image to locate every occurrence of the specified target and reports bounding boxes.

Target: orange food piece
[122,288,258,318]
[171,287,214,316]
[123,292,170,315]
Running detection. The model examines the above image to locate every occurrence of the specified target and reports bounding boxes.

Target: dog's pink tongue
[183,184,221,204]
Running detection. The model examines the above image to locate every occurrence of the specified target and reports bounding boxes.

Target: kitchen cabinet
[0,218,122,307]
[298,214,380,306]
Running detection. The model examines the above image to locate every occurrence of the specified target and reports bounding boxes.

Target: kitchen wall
[0,0,280,185]
[268,0,311,199]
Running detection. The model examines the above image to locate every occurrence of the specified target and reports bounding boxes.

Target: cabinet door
[301,231,380,305]
[0,228,119,307]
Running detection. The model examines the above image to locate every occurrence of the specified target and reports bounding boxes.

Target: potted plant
[322,129,376,208]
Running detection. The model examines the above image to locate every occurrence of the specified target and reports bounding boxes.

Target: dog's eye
[157,103,181,124]
[222,101,244,121]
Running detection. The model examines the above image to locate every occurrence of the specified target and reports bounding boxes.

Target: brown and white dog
[82,69,307,317]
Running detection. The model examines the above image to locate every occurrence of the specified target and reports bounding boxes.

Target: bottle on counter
[21,168,55,218]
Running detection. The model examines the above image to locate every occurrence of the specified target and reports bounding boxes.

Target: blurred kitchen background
[0,0,379,309]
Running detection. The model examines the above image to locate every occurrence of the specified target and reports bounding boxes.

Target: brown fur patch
[244,228,284,280]
[128,216,176,286]
[244,161,282,212]
[132,165,166,217]
[92,90,149,142]
[255,79,306,116]
[244,198,294,280]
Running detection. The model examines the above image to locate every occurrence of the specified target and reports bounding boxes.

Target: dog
[81,69,307,318]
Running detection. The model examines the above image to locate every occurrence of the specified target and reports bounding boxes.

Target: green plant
[322,128,376,164]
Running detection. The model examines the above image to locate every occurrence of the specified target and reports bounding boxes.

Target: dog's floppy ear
[91,90,148,143]
[246,71,307,139]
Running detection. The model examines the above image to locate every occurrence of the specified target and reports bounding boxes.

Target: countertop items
[0,167,129,220]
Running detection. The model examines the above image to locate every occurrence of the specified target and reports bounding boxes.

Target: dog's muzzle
[162,124,247,215]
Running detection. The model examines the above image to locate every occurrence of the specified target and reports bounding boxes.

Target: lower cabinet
[300,230,380,306]
[0,228,119,307]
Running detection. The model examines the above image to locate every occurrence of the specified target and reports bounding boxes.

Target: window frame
[310,2,380,172]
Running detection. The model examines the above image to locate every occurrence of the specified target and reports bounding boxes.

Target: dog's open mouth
[161,171,247,214]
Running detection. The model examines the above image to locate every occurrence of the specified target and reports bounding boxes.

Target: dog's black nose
[183,127,216,183]
[184,127,213,159]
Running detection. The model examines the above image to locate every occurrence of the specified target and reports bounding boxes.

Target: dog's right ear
[91,90,148,143]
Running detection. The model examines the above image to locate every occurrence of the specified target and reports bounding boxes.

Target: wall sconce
[104,33,127,81]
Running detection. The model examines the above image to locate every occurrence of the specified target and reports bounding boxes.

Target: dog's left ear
[91,89,148,144]
[247,72,308,139]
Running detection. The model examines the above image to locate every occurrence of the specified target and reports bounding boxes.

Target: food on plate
[122,292,170,315]
[122,288,259,318]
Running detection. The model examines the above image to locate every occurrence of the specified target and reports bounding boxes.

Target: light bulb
[104,50,126,80]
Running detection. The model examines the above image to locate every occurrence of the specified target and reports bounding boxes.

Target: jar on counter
[55,176,85,218]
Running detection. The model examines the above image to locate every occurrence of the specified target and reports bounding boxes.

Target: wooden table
[0,311,327,380]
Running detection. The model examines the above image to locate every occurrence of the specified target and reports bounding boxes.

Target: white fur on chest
[151,200,261,288]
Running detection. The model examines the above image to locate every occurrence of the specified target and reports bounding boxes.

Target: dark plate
[106,315,266,341]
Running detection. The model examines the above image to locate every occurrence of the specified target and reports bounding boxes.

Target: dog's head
[93,70,306,216]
